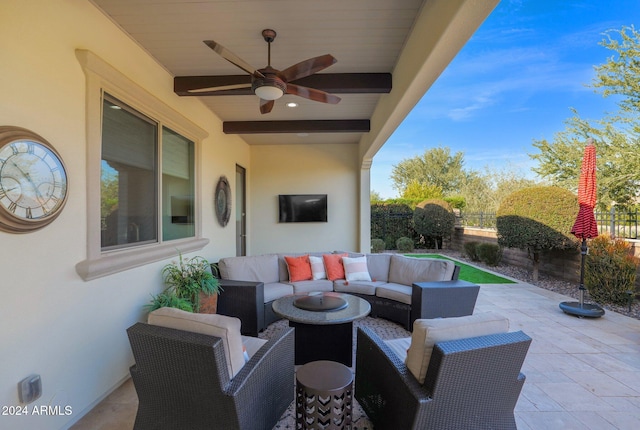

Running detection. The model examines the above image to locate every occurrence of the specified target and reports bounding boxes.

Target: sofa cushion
[343,256,372,282]
[309,255,327,280]
[366,253,391,282]
[323,253,348,281]
[284,255,312,282]
[388,255,455,286]
[219,254,279,284]
[406,311,510,384]
[334,280,384,295]
[375,283,413,305]
[290,279,334,294]
[263,282,294,303]
[148,307,246,379]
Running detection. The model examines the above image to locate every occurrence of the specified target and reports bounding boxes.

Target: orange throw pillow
[323,253,348,281]
[284,255,312,282]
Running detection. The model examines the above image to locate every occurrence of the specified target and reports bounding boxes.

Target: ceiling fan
[189,29,341,114]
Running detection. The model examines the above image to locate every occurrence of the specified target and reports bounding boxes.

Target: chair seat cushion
[384,337,411,361]
[148,307,246,378]
[241,335,268,360]
[375,282,412,305]
[264,282,295,303]
[290,279,334,294]
[334,280,384,295]
[406,311,510,384]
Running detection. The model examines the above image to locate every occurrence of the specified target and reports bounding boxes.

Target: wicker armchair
[126,322,295,430]
[355,327,531,430]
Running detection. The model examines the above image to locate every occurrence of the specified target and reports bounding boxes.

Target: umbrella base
[559,301,605,318]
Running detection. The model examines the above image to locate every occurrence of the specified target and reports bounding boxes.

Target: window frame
[76,50,209,281]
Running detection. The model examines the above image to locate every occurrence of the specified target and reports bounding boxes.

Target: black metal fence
[460,208,639,239]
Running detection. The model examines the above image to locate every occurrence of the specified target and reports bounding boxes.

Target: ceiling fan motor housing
[252,68,287,100]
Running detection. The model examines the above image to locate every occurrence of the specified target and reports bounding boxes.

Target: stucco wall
[0,1,248,429]
[249,144,360,255]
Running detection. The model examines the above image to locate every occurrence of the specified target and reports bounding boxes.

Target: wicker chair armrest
[217,280,265,336]
[224,327,295,429]
[355,327,430,429]
[227,327,294,393]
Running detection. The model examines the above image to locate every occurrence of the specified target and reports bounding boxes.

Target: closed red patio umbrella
[560,139,605,317]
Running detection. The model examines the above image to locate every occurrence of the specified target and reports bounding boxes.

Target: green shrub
[497,186,578,282]
[463,241,480,261]
[413,199,455,250]
[476,243,502,266]
[396,236,415,253]
[371,238,386,253]
[444,195,466,210]
[584,234,639,305]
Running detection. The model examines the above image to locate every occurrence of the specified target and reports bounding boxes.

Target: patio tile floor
[71,281,640,429]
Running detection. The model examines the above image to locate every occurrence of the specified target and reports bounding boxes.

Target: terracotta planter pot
[198,292,219,314]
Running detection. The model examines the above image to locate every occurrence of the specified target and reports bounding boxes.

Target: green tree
[390,147,468,196]
[459,165,539,213]
[497,186,578,282]
[370,189,384,203]
[530,26,640,209]
[401,180,443,200]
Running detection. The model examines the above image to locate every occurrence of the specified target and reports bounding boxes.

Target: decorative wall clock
[214,175,231,227]
[0,126,68,233]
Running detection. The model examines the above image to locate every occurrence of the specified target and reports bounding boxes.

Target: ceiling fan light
[254,85,284,100]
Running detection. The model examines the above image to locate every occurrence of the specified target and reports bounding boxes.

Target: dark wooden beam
[222,120,370,134]
[174,73,391,96]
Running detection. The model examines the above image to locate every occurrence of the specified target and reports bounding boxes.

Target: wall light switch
[18,374,42,404]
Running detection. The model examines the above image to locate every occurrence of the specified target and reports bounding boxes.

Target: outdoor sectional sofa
[216,252,480,336]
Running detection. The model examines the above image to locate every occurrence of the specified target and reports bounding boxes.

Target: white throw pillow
[405,311,509,384]
[342,256,372,282]
[309,255,326,280]
[148,307,246,379]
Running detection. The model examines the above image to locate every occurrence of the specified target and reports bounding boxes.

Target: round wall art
[214,175,231,227]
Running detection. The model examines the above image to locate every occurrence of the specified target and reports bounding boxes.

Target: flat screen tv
[278,194,327,223]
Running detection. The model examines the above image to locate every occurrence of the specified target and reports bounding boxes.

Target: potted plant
[147,253,222,313]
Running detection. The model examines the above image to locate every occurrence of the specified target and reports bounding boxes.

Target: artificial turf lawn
[404,254,516,284]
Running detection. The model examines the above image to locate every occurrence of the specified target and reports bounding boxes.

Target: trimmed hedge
[371,238,386,253]
[396,236,415,253]
[476,243,502,266]
[463,241,480,261]
[413,199,456,249]
[497,186,578,252]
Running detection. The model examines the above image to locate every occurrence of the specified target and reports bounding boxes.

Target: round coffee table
[272,292,371,366]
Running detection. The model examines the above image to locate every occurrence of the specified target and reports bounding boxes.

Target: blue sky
[371,0,640,198]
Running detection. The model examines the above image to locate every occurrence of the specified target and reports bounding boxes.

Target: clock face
[0,127,68,232]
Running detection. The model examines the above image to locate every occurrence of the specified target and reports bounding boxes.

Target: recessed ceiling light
[109,104,122,110]
[286,102,298,108]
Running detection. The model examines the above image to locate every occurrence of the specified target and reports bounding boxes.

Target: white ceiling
[89,0,496,148]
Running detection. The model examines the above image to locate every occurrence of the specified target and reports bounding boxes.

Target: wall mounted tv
[278,194,328,223]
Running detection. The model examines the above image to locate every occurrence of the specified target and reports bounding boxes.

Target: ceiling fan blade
[287,84,341,104]
[187,83,252,93]
[260,99,275,114]
[203,40,265,78]
[279,54,337,82]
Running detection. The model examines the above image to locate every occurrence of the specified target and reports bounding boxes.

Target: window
[76,50,208,280]
[100,95,195,250]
